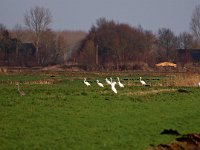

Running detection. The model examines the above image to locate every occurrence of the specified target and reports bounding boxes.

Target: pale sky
[0,0,199,34]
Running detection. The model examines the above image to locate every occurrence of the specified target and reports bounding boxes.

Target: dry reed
[164,73,200,87]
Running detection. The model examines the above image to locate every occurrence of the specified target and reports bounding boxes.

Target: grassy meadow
[0,71,200,150]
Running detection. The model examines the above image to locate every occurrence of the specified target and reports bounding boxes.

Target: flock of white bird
[15,75,200,96]
[16,76,147,96]
[84,76,147,94]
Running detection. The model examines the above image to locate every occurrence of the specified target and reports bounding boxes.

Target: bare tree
[190,4,200,42]
[24,6,52,64]
[177,32,195,49]
[76,18,156,70]
[157,28,177,62]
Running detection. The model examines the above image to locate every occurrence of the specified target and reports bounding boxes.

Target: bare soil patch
[148,133,200,150]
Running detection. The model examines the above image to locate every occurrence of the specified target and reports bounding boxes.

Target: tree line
[0,5,200,70]
[71,18,198,70]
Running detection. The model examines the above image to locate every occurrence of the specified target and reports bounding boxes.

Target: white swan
[117,77,124,88]
[111,81,117,94]
[84,78,91,86]
[105,78,112,85]
[97,80,104,87]
[139,77,146,86]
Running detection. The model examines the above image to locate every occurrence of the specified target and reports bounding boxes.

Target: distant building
[18,43,36,66]
[0,42,36,66]
[19,43,36,57]
[177,49,200,65]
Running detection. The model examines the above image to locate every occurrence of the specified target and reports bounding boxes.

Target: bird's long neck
[17,84,20,91]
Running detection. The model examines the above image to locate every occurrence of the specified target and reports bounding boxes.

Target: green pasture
[0,72,200,150]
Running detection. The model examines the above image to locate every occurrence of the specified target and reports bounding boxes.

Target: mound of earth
[149,133,200,150]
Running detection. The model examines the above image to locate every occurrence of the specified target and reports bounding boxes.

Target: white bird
[16,83,25,96]
[97,80,104,87]
[198,82,200,87]
[139,77,146,86]
[105,78,112,85]
[117,77,124,88]
[84,78,91,86]
[111,81,117,94]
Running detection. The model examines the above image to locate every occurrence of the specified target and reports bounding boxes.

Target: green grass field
[0,71,200,150]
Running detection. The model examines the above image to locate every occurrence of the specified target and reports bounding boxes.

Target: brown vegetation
[164,73,200,87]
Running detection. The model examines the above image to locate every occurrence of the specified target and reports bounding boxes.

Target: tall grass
[0,72,200,150]
[164,73,200,87]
